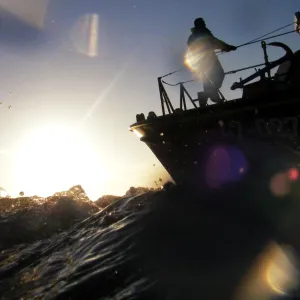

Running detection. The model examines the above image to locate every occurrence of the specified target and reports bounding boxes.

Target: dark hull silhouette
[131,86,300,186]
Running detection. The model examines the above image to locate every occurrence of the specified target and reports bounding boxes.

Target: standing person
[187,18,237,102]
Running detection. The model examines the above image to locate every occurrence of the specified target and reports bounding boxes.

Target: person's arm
[207,32,236,51]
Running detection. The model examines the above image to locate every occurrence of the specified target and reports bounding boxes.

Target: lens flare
[184,48,205,73]
[270,172,291,197]
[133,129,143,138]
[185,37,213,76]
[88,14,99,57]
[266,245,298,296]
[234,242,299,300]
[71,13,99,57]
[205,146,248,189]
[288,168,299,181]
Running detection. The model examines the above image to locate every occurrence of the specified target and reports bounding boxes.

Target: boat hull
[130,88,300,188]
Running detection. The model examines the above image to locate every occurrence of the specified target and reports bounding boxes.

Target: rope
[224,62,266,75]
[160,68,185,79]
[162,62,268,86]
[162,79,195,86]
[247,21,297,44]
[236,29,296,48]
[217,28,296,55]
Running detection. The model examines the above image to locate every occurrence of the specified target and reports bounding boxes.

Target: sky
[0,0,299,199]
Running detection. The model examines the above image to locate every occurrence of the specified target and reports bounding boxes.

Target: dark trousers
[202,60,225,102]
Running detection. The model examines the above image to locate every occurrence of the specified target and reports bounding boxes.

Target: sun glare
[12,124,110,198]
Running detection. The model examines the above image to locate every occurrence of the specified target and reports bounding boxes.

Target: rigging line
[162,62,269,86]
[224,62,267,74]
[236,29,296,48]
[217,28,296,55]
[162,79,194,86]
[247,21,296,43]
[160,68,185,79]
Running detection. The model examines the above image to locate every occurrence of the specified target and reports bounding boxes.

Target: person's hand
[228,45,237,51]
[224,45,237,52]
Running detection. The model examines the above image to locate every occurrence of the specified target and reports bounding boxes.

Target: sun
[12,123,110,198]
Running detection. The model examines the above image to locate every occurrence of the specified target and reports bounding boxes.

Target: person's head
[194,18,206,29]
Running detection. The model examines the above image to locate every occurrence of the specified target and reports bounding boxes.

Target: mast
[295,12,300,34]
